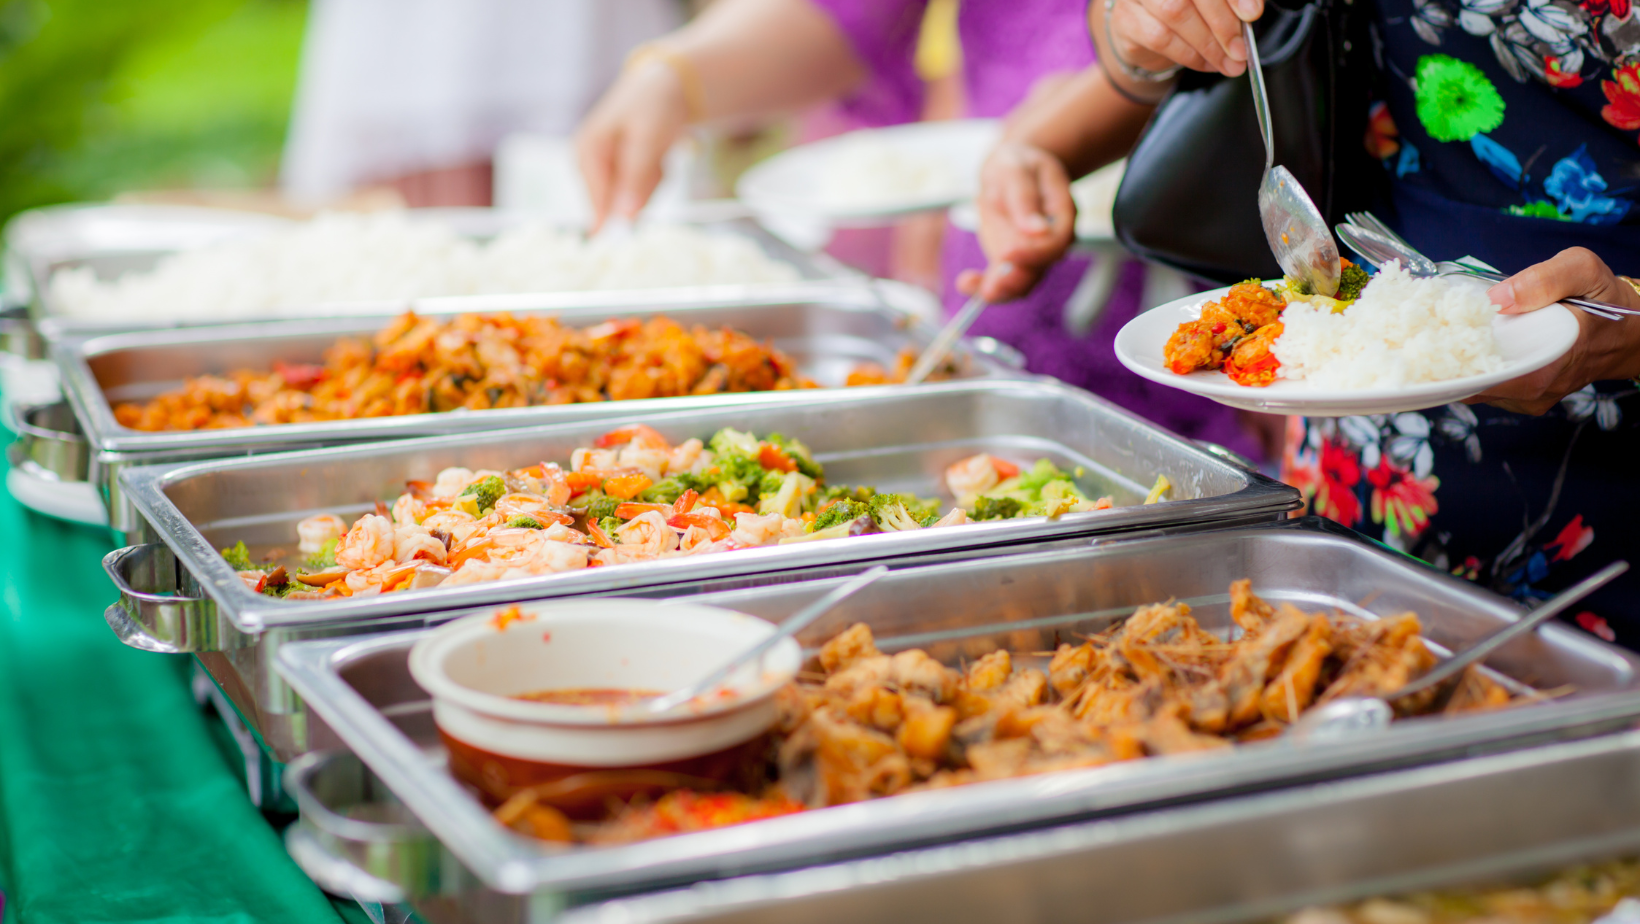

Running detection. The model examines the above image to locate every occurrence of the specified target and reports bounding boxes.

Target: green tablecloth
[0,456,367,923]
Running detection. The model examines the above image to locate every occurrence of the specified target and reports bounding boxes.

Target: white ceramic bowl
[408,600,801,774]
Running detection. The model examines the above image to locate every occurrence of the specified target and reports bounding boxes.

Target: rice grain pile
[816,135,965,208]
[48,212,801,324]
[1272,261,1504,389]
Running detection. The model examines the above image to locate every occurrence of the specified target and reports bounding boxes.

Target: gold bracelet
[1620,275,1640,299]
[624,43,706,124]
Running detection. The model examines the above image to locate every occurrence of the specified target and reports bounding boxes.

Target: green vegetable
[866,493,939,531]
[221,541,255,571]
[639,473,703,505]
[812,498,869,532]
[765,433,824,480]
[697,452,765,504]
[972,496,1025,520]
[707,427,760,459]
[506,516,543,529]
[583,493,622,520]
[460,475,506,514]
[598,516,623,539]
[918,513,941,528]
[757,471,815,518]
[258,567,293,597]
[303,537,339,570]
[1335,263,1370,302]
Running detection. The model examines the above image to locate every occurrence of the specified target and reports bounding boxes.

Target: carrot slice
[564,472,602,496]
[758,444,797,473]
[594,424,669,449]
[614,502,672,519]
[990,456,1021,480]
[603,472,653,500]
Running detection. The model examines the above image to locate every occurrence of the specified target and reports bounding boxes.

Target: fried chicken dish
[494,581,1518,845]
[1164,281,1289,387]
[113,311,813,432]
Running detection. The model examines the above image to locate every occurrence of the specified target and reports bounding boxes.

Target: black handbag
[1111,0,1386,283]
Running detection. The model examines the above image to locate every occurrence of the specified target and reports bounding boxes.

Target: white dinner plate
[1114,280,1581,417]
[737,120,1000,227]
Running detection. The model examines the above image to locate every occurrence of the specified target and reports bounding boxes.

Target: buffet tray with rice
[55,282,1020,534]
[270,520,1640,921]
[103,380,1298,762]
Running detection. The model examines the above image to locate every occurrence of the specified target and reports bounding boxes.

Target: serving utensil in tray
[54,281,1019,534]
[106,379,1298,760]
[272,518,1640,922]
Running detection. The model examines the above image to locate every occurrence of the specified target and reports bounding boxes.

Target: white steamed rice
[47,211,801,324]
[1271,261,1504,389]
[815,135,965,209]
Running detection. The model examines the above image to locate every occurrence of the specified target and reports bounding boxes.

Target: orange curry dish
[112,311,816,432]
[1163,280,1288,387]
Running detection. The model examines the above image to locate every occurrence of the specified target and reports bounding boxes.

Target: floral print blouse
[1281,0,1640,647]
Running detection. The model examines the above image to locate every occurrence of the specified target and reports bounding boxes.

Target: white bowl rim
[408,599,800,728]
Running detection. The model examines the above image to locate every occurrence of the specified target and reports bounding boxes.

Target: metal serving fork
[1337,212,1638,321]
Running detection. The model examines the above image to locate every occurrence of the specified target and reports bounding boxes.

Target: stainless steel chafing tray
[106,380,1298,761]
[54,281,1019,533]
[9,204,853,341]
[271,519,1640,922]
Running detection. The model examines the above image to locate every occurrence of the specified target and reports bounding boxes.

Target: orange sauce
[513,688,662,706]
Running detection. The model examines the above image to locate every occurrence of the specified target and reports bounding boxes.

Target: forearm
[1001,65,1157,179]
[660,0,868,122]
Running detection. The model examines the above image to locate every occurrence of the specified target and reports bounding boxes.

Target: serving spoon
[1245,21,1341,298]
[905,292,990,385]
[641,565,890,716]
[1290,560,1629,740]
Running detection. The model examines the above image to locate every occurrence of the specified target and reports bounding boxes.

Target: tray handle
[284,750,438,903]
[102,544,218,653]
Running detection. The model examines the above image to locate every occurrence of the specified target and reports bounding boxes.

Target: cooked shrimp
[945,454,1000,498]
[928,508,970,528]
[570,448,619,473]
[492,493,571,524]
[390,494,425,527]
[666,438,704,475]
[730,511,802,547]
[297,514,347,554]
[431,467,477,498]
[336,514,395,569]
[392,524,447,565]
[614,511,680,556]
[421,510,483,545]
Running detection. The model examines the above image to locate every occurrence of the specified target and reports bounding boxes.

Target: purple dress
[814,0,1260,461]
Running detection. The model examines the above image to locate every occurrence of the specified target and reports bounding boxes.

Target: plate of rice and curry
[1113,261,1579,417]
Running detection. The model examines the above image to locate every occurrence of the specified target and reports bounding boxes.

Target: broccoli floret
[639,473,703,505]
[708,427,760,458]
[697,452,765,504]
[918,513,941,528]
[866,493,939,531]
[583,493,622,520]
[460,475,507,514]
[1335,262,1370,302]
[972,496,1025,520]
[598,516,623,538]
[221,541,255,571]
[303,537,339,570]
[506,516,543,529]
[765,433,824,480]
[1009,459,1075,494]
[812,498,869,532]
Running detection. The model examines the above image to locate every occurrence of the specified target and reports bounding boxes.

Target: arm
[958,66,1156,303]
[576,0,868,228]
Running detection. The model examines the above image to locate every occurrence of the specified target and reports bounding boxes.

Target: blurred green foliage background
[0,0,307,226]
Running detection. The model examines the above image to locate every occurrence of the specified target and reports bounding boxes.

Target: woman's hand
[1097,0,1260,78]
[955,142,1077,303]
[1468,247,1640,415]
[575,58,693,232]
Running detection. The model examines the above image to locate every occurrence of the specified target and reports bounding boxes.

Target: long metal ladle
[1245,21,1341,297]
[1291,560,1629,740]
